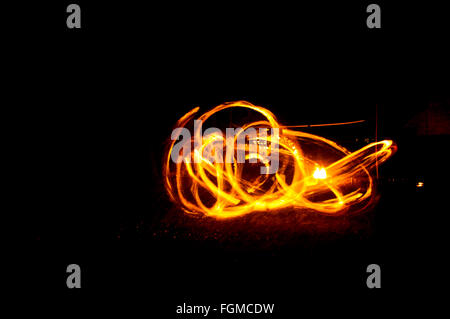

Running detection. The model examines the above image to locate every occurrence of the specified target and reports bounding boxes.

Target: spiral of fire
[164,101,396,219]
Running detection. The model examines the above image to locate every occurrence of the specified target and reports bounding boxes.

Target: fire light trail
[282,119,366,128]
[164,101,396,219]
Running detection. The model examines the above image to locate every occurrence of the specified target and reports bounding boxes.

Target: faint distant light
[416,182,424,188]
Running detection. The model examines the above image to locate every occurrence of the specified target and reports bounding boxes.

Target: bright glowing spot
[416,182,424,188]
[313,167,327,180]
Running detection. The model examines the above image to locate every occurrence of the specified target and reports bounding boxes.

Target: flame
[313,167,327,180]
[164,101,396,219]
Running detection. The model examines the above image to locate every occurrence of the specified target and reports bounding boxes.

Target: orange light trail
[164,101,396,219]
[283,119,366,128]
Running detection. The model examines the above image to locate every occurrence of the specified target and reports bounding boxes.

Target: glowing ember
[164,101,396,219]
[313,167,327,180]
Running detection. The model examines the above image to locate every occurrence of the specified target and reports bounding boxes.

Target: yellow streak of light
[164,101,396,219]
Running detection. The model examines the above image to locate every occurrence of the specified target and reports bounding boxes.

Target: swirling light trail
[164,101,396,219]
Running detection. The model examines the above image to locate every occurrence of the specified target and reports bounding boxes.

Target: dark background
[14,1,449,317]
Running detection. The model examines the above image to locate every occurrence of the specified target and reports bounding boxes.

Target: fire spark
[164,101,396,219]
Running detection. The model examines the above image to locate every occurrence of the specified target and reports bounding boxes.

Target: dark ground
[10,1,450,317]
